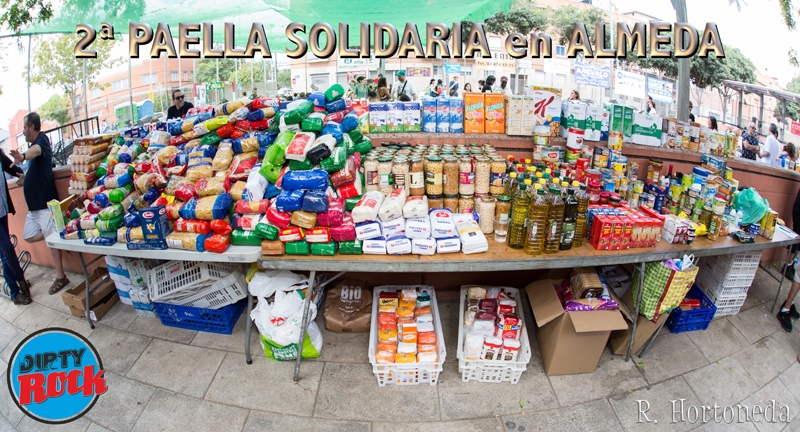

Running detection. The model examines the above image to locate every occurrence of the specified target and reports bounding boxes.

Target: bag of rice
[285,239,310,255]
[325,83,345,102]
[275,189,305,212]
[316,197,344,227]
[266,202,291,229]
[378,188,407,222]
[362,237,386,255]
[351,191,384,223]
[430,209,456,239]
[242,170,268,202]
[412,237,436,255]
[254,215,279,240]
[301,112,325,132]
[403,195,429,219]
[235,199,269,214]
[386,234,412,255]
[341,113,359,133]
[204,233,231,254]
[405,215,431,239]
[381,217,405,237]
[279,226,305,242]
[436,236,461,254]
[356,221,382,240]
[230,214,261,231]
[290,210,317,229]
[330,213,356,241]
[453,213,488,254]
[301,190,329,213]
[285,132,316,162]
[281,169,329,191]
[338,239,363,255]
[306,227,331,243]
[322,122,343,143]
[231,229,264,246]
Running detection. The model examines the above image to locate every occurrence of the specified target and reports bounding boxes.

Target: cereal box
[436,97,450,133]
[369,103,388,134]
[422,97,437,133]
[521,96,535,136]
[532,86,562,137]
[463,92,485,134]
[449,98,464,133]
[403,102,421,132]
[484,93,506,134]
[386,102,404,133]
[504,95,523,135]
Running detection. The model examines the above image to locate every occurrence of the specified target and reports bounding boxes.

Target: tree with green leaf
[776,75,800,121]
[277,69,292,89]
[28,34,122,121]
[549,5,607,47]
[39,93,71,125]
[460,0,549,44]
[194,58,236,84]
[227,60,272,86]
[0,0,53,34]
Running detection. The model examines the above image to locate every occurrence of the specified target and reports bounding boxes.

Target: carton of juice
[369,103,387,134]
[532,86,562,137]
[386,102,404,133]
[403,102,421,132]
[449,98,463,133]
[484,93,505,134]
[422,97,437,133]
[521,96,535,135]
[504,95,523,135]
[463,92,485,134]
[436,97,450,133]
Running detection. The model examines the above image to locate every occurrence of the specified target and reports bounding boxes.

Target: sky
[0,0,797,128]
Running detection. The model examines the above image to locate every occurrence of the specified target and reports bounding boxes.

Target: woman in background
[463,83,472,93]
[708,116,719,131]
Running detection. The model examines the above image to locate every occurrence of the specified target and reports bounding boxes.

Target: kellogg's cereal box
[484,93,505,134]
[532,86,562,137]
[463,92,485,134]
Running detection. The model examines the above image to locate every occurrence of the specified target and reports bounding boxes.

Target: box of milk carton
[449,98,464,133]
[560,102,587,137]
[584,106,604,141]
[436,97,450,133]
[386,102,404,133]
[369,103,388,133]
[623,105,635,142]
[631,113,663,146]
[505,95,523,135]
[403,102,421,132]
[422,97,437,132]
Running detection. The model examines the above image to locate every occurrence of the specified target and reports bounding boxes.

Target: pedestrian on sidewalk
[0,149,31,305]
[777,262,800,332]
[10,112,70,295]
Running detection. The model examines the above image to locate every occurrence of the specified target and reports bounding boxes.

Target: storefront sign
[614,70,646,98]
[338,57,379,71]
[791,120,800,136]
[445,64,461,74]
[574,61,610,88]
[407,67,431,77]
[646,76,675,104]
[544,58,570,75]
[206,81,224,90]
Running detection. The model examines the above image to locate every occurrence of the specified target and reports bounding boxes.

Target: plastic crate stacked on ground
[696,251,761,317]
[666,284,717,333]
[147,261,244,309]
[368,285,446,386]
[456,286,532,384]
[153,299,246,334]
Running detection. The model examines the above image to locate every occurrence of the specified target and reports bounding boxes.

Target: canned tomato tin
[565,147,580,163]
[608,132,623,151]
[559,163,570,179]
[575,158,590,182]
[581,145,593,159]
[584,169,602,185]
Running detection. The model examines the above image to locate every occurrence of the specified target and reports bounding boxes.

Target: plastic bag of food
[341,113,359,133]
[288,159,314,171]
[320,146,348,173]
[309,242,335,256]
[403,196,429,219]
[301,112,325,132]
[232,229,265,246]
[279,226,305,242]
[348,127,364,144]
[103,173,131,189]
[330,213,356,241]
[344,195,362,212]
[258,162,281,184]
[179,194,233,221]
[216,123,235,139]
[326,98,347,113]
[123,212,140,228]
[316,198,344,227]
[228,106,251,123]
[266,202,292,229]
[430,209,456,239]
[351,191,385,223]
[229,181,247,201]
[185,162,213,184]
[263,141,288,167]
[209,219,232,235]
[322,123,343,143]
[290,211,316,230]
[234,135,260,154]
[353,137,372,155]
[166,232,207,252]
[107,184,133,203]
[165,176,187,196]
[386,234,412,255]
[174,218,212,235]
[301,190,329,213]
[330,157,356,189]
[254,215,279,240]
[307,92,327,108]
[280,170,329,191]
[285,240,310,255]
[285,132,316,162]
[134,172,167,193]
[307,142,335,167]
[379,188,407,222]
[98,204,123,220]
[324,83,345,102]
[189,144,218,160]
[231,213,261,231]
[275,190,304,213]
[453,213,488,254]
[406,215,431,240]
[212,141,234,171]
[247,108,271,122]
[174,182,196,202]
[78,214,98,230]
[200,131,221,146]
[196,177,227,197]
[235,199,270,214]
[193,122,210,137]
[204,233,231,253]
[166,201,183,220]
[283,100,314,125]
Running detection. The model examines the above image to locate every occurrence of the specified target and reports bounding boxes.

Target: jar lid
[443,156,458,162]
[481,196,496,202]
[378,156,393,162]
[393,156,408,162]
[426,155,442,161]
[365,154,379,160]
[444,194,459,198]
[497,195,511,202]
[410,156,423,162]
[428,194,443,199]
[476,156,490,162]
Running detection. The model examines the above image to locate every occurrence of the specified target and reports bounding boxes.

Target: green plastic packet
[260,333,319,361]
[200,130,221,146]
[733,188,769,226]
[254,220,279,240]
[69,209,82,220]
[285,240,310,255]
[95,214,124,232]
[96,163,108,177]
[108,183,134,203]
[320,146,347,172]
[267,112,282,132]
[231,229,263,246]
[345,195,362,212]
[338,240,363,255]
[341,133,356,156]
[283,100,314,125]
[263,144,287,167]
[348,128,363,144]
[115,136,125,145]
[258,162,282,184]
[310,242,337,256]
[301,112,325,132]
[353,138,372,155]
[325,83,345,102]
[289,158,314,171]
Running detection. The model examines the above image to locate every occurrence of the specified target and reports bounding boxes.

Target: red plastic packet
[325,111,346,124]
[234,199,270,214]
[305,227,331,243]
[169,135,187,146]
[135,162,151,174]
[234,120,252,131]
[210,219,233,235]
[216,123,235,138]
[316,198,344,227]
[266,203,291,229]
[229,129,245,140]
[279,226,305,242]
[250,119,269,130]
[337,183,359,199]
[174,183,197,202]
[233,156,257,175]
[330,158,356,188]
[204,233,231,253]
[330,213,356,241]
[166,201,183,220]
[174,218,212,235]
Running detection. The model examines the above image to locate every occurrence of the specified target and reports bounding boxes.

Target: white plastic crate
[700,287,747,309]
[695,277,750,299]
[712,251,762,269]
[714,303,745,317]
[368,285,446,386]
[147,261,237,303]
[697,261,756,291]
[456,286,532,384]
[164,272,248,309]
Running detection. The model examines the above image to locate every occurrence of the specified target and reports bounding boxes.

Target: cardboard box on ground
[526,269,627,376]
[609,285,668,356]
[324,278,372,333]
[61,267,119,321]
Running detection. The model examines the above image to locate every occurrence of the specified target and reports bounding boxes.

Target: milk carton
[436,97,450,133]
[403,102,421,132]
[584,106,604,141]
[560,102,587,137]
[386,102,404,133]
[521,96,536,135]
[369,103,388,133]
[422,97,437,132]
[623,105,635,142]
[449,97,463,133]
[532,86,562,137]
[631,113,663,146]
[505,95,523,135]
[609,104,625,134]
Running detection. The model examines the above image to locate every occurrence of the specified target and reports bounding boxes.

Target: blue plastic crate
[153,299,246,334]
[666,284,717,334]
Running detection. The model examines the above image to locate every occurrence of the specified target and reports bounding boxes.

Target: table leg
[245,293,253,365]
[293,270,316,383]
[638,318,667,358]
[771,259,789,314]
[78,252,95,330]
[626,262,646,362]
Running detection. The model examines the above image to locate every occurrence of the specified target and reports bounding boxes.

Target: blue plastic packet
[84,236,117,246]
[326,98,347,113]
[275,189,305,212]
[124,212,140,228]
[281,169,329,191]
[301,190,329,213]
[341,113,359,133]
[322,122,343,143]
[264,183,281,199]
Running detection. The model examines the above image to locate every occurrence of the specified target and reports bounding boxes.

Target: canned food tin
[604,179,616,192]
[584,169,602,185]
[633,180,645,194]
[749,223,761,236]
[565,147,580,163]
[608,132,623,151]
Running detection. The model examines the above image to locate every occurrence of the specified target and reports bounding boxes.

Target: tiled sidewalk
[1,264,800,431]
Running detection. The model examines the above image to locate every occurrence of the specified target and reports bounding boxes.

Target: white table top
[46,233,262,263]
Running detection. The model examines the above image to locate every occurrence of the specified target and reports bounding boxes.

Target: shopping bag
[632,259,699,321]
[260,323,322,361]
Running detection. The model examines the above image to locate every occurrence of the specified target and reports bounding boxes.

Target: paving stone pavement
[0,264,799,431]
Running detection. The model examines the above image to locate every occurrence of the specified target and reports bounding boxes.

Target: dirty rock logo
[6,328,107,424]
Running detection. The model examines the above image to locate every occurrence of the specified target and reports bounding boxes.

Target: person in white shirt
[392,70,417,100]
[496,76,513,96]
[761,123,782,167]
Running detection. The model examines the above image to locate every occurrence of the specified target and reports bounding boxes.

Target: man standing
[392,70,417,101]
[249,88,258,100]
[166,90,194,120]
[448,76,459,97]
[688,101,696,122]
[497,76,513,96]
[10,112,70,295]
[741,122,760,161]
[0,150,30,305]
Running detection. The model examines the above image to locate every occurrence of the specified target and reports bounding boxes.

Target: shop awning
[721,80,800,105]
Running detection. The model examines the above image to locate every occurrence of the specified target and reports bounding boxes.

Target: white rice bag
[284,132,316,161]
[378,187,407,222]
[436,236,461,254]
[356,221,383,240]
[403,195,429,219]
[279,115,301,132]
[412,237,436,255]
[243,170,268,202]
[386,234,412,255]
[381,217,405,237]
[397,341,417,354]
[471,319,495,338]
[430,208,456,239]
[362,237,387,254]
[150,131,170,145]
[418,351,438,363]
[454,213,488,254]
[228,106,250,123]
[405,215,431,239]
[351,191,385,223]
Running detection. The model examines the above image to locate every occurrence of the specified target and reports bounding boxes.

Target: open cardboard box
[609,286,669,356]
[68,290,119,322]
[61,267,116,311]
[526,269,628,376]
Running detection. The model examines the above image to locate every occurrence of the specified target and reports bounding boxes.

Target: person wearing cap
[496,76,513,96]
[393,70,417,100]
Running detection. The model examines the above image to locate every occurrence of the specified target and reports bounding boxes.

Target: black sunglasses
[174,95,184,100]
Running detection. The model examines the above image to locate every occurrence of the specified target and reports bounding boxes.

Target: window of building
[462,65,473,77]
[534,70,546,81]
[433,65,442,77]
[112,79,128,91]
[142,73,157,85]
[90,88,101,99]
[484,70,496,78]
[555,45,567,57]
[183,71,188,81]
[170,71,178,81]
[555,73,566,85]
[489,36,502,50]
